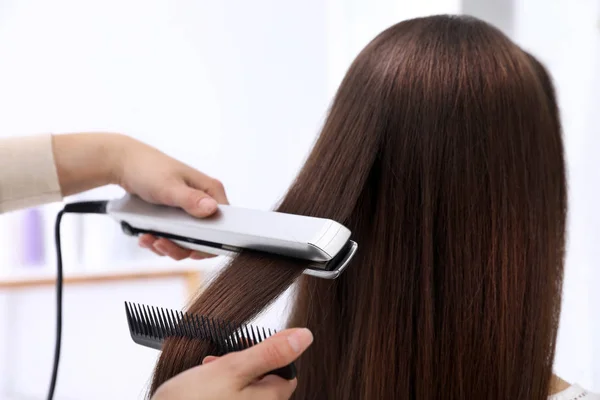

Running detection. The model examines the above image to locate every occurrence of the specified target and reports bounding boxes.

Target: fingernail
[198,198,217,214]
[190,252,206,260]
[287,328,313,353]
[202,356,218,364]
[154,243,167,254]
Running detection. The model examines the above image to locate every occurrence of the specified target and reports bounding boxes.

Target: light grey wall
[462,0,515,35]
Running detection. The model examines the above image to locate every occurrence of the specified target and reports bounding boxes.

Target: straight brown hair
[149,14,567,399]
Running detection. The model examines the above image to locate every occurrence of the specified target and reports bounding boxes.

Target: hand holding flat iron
[113,136,230,260]
[52,133,229,260]
[150,328,313,400]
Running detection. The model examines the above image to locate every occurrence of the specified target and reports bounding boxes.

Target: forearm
[52,133,127,196]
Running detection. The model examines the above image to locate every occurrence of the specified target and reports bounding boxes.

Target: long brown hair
[149,15,567,399]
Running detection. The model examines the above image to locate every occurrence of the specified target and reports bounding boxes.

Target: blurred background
[0,0,598,398]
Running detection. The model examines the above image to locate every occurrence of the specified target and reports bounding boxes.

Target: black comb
[124,302,296,380]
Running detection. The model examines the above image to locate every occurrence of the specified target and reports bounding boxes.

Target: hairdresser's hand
[53,133,228,260]
[111,135,229,260]
[150,328,313,400]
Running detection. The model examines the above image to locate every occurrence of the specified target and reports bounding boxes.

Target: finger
[138,235,166,256]
[139,235,211,260]
[138,234,157,248]
[147,247,166,257]
[154,238,193,261]
[185,173,229,205]
[246,375,298,400]
[159,183,219,218]
[190,251,215,260]
[202,356,219,364]
[222,328,313,386]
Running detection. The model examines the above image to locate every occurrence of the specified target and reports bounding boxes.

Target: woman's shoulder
[548,384,600,400]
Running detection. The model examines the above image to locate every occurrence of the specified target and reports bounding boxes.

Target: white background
[0,0,598,398]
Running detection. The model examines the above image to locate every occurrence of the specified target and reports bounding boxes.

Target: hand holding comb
[124,302,297,380]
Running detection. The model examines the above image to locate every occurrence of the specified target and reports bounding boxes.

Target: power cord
[47,201,108,400]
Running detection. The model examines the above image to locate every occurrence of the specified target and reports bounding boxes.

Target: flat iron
[106,194,358,279]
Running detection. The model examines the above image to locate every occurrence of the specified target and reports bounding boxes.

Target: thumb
[224,328,313,387]
[166,184,219,218]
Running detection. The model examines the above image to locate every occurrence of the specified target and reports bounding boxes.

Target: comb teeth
[124,302,272,354]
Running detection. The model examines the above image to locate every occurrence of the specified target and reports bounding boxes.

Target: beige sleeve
[0,134,63,213]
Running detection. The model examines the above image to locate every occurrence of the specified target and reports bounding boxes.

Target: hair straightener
[106,194,358,279]
[47,194,358,399]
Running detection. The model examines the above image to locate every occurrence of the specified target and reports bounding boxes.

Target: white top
[549,385,600,400]
[0,134,61,213]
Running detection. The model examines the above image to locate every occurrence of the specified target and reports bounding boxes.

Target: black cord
[47,201,108,400]
[47,210,65,400]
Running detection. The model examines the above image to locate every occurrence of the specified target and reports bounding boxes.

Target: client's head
[149,14,566,400]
